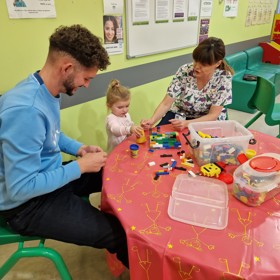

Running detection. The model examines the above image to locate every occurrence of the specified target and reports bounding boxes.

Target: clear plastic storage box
[168,174,229,230]
[232,153,280,206]
[187,120,254,166]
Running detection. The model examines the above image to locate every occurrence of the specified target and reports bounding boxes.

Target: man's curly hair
[49,24,110,70]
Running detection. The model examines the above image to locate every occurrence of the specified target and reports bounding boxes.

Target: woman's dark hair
[193,37,234,74]
[103,16,118,43]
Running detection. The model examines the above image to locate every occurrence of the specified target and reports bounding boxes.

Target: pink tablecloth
[101,125,280,280]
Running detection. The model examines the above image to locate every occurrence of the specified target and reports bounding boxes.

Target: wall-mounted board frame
[126,0,201,58]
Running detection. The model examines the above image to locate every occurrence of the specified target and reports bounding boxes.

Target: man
[0,25,128,267]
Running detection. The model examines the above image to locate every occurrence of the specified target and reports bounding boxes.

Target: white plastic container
[168,174,229,230]
[187,120,254,166]
[232,153,280,206]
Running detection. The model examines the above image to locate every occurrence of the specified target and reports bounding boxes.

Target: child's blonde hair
[106,79,131,108]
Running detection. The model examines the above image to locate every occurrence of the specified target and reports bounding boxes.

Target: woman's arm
[169,105,223,130]
[141,95,175,129]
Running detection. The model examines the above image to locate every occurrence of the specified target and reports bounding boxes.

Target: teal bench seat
[225,49,278,113]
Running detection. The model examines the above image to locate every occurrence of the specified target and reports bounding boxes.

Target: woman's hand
[140,119,153,130]
[169,119,188,131]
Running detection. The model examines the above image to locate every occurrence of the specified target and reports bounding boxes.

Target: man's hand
[77,151,107,173]
[77,145,103,157]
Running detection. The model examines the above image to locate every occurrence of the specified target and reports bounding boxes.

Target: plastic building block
[188,170,197,177]
[150,131,181,150]
[160,154,173,157]
[174,166,187,171]
[198,131,212,138]
[156,171,169,176]
[217,173,233,184]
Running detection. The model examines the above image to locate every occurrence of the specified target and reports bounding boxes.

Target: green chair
[225,105,229,120]
[0,217,72,279]
[244,76,280,138]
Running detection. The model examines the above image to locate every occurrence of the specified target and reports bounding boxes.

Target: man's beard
[63,75,75,96]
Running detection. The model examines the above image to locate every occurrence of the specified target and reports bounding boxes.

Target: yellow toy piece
[197,131,212,138]
[181,158,194,167]
[200,163,221,177]
[136,130,147,144]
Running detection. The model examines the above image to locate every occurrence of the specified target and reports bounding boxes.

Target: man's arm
[1,108,81,202]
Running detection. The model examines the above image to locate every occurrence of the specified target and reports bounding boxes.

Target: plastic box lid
[168,174,229,230]
[233,153,280,194]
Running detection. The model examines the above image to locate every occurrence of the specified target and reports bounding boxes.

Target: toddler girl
[106,79,143,153]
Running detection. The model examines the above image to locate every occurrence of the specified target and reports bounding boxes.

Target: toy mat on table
[149,131,181,149]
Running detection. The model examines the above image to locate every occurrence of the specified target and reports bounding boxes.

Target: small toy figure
[200,163,221,177]
[200,162,233,183]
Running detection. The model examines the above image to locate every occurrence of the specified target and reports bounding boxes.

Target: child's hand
[130,125,143,137]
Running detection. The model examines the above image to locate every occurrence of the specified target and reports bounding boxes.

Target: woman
[141,37,234,131]
[103,15,118,44]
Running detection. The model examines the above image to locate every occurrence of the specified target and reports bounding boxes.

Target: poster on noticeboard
[5,0,56,19]
[199,18,210,43]
[103,15,124,55]
[103,0,124,55]
[223,0,238,17]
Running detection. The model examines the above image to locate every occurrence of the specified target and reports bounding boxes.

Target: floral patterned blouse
[167,63,232,120]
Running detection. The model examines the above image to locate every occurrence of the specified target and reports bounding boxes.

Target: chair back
[244,46,264,69]
[248,76,276,125]
[224,52,247,74]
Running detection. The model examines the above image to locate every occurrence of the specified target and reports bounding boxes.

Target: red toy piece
[217,173,233,184]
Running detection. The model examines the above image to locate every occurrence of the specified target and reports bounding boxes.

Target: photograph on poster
[13,0,26,7]
[103,15,123,55]
[103,15,119,44]
[199,18,210,42]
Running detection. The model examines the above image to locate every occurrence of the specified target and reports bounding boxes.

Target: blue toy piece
[150,131,181,150]
[156,171,170,176]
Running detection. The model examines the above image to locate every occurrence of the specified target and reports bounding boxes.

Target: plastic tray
[168,175,229,230]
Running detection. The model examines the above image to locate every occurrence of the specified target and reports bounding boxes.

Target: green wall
[0,0,277,154]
